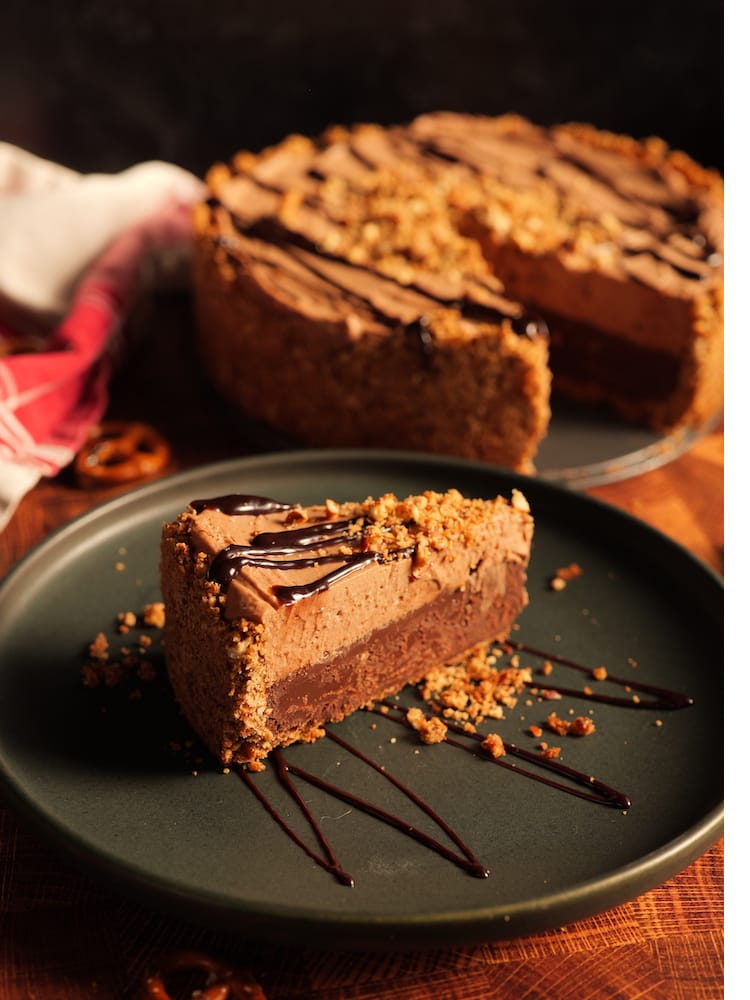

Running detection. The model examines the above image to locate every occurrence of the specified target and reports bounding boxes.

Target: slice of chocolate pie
[160,488,534,769]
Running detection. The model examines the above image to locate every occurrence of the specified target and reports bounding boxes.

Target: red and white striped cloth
[0,144,206,531]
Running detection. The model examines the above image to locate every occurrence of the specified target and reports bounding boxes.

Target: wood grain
[0,293,724,999]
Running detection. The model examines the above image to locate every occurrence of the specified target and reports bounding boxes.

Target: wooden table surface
[0,293,724,999]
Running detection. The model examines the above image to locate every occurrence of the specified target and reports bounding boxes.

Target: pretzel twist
[142,950,267,1000]
[75,422,171,486]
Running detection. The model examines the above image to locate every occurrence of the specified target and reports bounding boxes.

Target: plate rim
[0,447,727,588]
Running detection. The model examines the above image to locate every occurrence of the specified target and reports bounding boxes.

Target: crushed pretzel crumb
[549,562,583,591]
[556,563,583,581]
[419,640,531,724]
[284,508,307,524]
[405,707,448,744]
[117,610,137,633]
[481,733,506,758]
[143,602,166,628]
[88,632,109,662]
[569,716,597,736]
[81,603,166,689]
[546,712,597,737]
[357,488,531,572]
[546,711,569,736]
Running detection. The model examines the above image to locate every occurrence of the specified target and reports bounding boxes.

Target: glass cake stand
[237,400,723,492]
[534,399,723,489]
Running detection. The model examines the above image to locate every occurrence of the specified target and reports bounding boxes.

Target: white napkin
[0,143,206,531]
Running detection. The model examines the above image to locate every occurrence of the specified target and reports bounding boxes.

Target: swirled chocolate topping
[206,520,390,608]
[192,497,386,607]
[214,214,541,339]
[205,111,721,343]
[409,113,723,277]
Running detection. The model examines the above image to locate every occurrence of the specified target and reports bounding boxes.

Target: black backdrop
[0,0,723,176]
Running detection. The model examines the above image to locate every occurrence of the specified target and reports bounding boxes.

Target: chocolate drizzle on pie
[212,113,721,317]
[217,220,546,341]
[414,118,720,273]
[191,494,295,517]
[404,316,436,364]
[193,495,411,607]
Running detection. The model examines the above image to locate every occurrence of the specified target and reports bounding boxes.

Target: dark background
[1,0,723,177]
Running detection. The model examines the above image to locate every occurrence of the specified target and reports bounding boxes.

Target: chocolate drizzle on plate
[237,751,356,887]
[246,734,491,885]
[377,700,631,810]
[505,639,694,710]
[237,657,638,887]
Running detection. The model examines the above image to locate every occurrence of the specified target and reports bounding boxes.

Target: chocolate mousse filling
[547,313,680,401]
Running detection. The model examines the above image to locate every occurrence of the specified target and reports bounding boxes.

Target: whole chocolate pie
[192,112,723,471]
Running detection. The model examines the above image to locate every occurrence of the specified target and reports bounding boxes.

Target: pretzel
[74,421,171,487]
[142,950,267,1000]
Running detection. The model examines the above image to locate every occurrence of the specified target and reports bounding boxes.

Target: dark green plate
[0,450,723,950]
